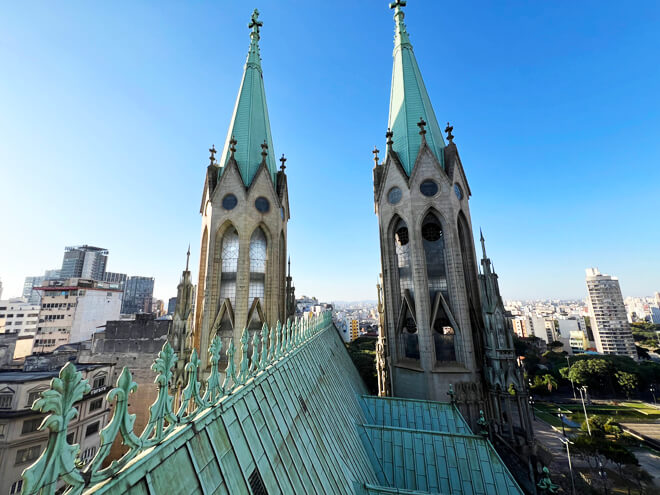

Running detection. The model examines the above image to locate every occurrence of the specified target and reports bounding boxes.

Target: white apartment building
[33,279,122,353]
[586,268,636,360]
[0,300,40,359]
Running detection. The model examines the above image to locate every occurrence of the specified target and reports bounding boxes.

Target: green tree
[568,358,613,392]
[615,371,639,399]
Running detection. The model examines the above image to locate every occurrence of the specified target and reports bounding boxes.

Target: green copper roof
[388,1,445,175]
[219,9,277,186]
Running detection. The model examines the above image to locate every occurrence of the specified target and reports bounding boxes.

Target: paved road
[631,448,660,487]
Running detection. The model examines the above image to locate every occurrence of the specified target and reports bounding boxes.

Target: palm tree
[543,374,558,393]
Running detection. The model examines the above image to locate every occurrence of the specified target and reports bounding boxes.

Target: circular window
[387,187,402,204]
[222,194,237,210]
[454,184,463,200]
[421,222,442,242]
[420,180,438,197]
[255,197,270,213]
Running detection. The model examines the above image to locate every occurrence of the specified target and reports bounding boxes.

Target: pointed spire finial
[386,128,394,150]
[261,141,268,161]
[249,8,262,34]
[372,146,380,165]
[287,256,291,277]
[480,228,487,260]
[246,9,263,69]
[279,153,287,171]
[229,136,237,158]
[186,244,190,271]
[390,0,410,47]
[417,117,427,136]
[209,144,217,165]
[445,122,454,143]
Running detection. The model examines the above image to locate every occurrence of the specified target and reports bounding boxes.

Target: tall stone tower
[373,1,485,418]
[194,9,290,369]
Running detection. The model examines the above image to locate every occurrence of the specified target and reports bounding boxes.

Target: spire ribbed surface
[388,3,445,175]
[219,9,277,186]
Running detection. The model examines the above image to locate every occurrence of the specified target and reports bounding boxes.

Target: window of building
[85,421,100,437]
[420,179,438,197]
[15,445,41,465]
[388,186,402,205]
[0,423,6,438]
[454,183,463,200]
[248,227,267,305]
[67,432,75,444]
[81,446,96,464]
[92,375,106,389]
[22,417,42,434]
[222,193,238,210]
[0,393,13,409]
[10,480,23,494]
[219,227,239,308]
[89,398,103,412]
[393,219,413,297]
[254,197,270,213]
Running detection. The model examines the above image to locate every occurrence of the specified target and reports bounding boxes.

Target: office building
[121,276,154,315]
[60,245,108,281]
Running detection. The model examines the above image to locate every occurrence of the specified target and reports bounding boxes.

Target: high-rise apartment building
[121,276,155,315]
[585,268,636,360]
[60,245,108,281]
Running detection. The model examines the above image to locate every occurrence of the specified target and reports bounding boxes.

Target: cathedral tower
[195,9,290,369]
[373,1,485,415]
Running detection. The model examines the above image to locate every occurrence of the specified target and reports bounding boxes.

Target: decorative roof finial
[261,141,268,160]
[249,8,263,36]
[372,146,380,165]
[386,128,394,150]
[480,228,487,260]
[186,244,190,271]
[209,144,217,165]
[287,256,291,277]
[417,117,427,136]
[445,122,454,143]
[279,153,287,171]
[229,136,237,158]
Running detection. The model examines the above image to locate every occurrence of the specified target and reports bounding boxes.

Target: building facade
[103,272,127,288]
[0,363,113,495]
[33,279,122,353]
[193,10,290,370]
[60,245,108,281]
[121,276,154,315]
[22,277,45,305]
[586,268,637,360]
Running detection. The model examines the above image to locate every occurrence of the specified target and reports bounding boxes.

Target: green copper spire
[218,9,277,186]
[387,0,445,175]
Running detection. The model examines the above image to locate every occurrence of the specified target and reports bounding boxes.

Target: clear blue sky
[1,1,659,303]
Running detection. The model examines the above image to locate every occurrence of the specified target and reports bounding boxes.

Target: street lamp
[559,436,576,495]
[579,386,591,436]
[566,355,577,400]
[651,385,657,405]
[529,394,536,420]
[557,407,566,436]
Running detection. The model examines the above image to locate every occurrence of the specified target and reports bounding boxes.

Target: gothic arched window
[393,218,418,361]
[249,228,267,303]
[219,226,239,308]
[422,213,456,363]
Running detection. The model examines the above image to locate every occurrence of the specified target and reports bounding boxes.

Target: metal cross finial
[372,146,380,165]
[186,244,190,271]
[417,117,427,136]
[445,122,454,143]
[209,144,217,165]
[249,9,263,34]
[261,141,268,159]
[279,153,287,171]
[385,128,394,150]
[229,136,237,157]
[389,0,407,11]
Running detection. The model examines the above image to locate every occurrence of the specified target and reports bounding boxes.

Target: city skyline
[1,1,659,302]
